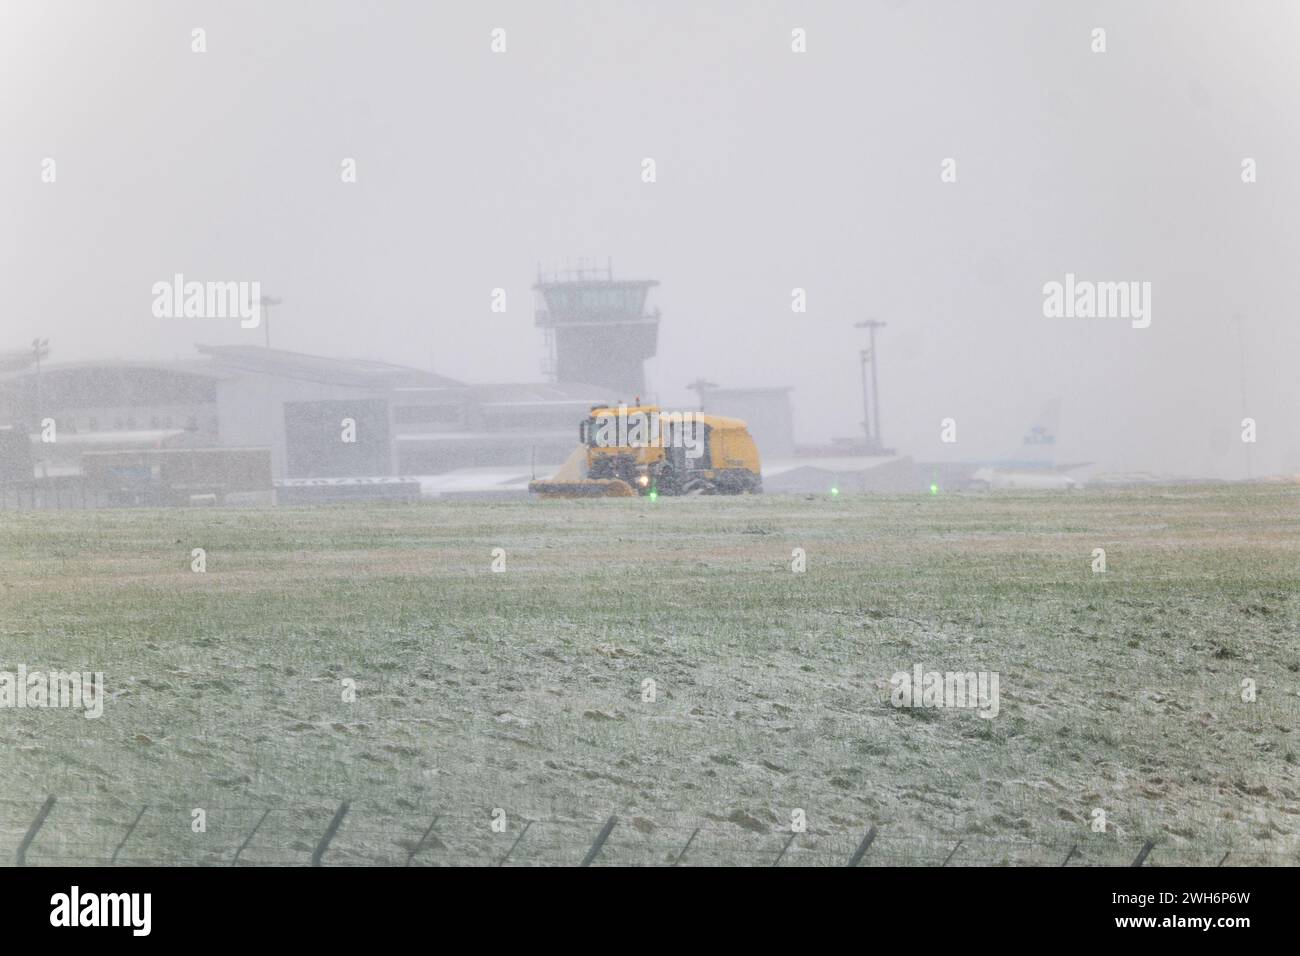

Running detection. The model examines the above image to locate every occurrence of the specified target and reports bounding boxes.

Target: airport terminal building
[0,345,608,503]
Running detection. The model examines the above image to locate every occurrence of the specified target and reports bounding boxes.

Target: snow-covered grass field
[2,486,1297,865]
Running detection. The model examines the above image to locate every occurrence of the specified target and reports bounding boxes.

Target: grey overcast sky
[2,0,1297,477]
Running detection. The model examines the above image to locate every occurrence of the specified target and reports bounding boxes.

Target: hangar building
[0,345,606,493]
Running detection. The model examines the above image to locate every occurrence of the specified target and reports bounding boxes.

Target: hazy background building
[0,344,612,488]
[699,385,796,459]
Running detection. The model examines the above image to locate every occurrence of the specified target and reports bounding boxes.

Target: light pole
[260,295,282,349]
[1233,313,1251,479]
[686,378,717,412]
[853,320,886,453]
[30,338,49,484]
[30,338,49,426]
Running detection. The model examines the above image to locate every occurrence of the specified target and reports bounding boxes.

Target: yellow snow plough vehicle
[529,404,762,498]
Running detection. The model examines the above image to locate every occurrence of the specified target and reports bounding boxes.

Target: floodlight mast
[686,378,717,412]
[260,295,282,349]
[854,319,886,453]
[30,338,50,425]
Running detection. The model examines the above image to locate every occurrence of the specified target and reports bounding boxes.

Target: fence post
[579,816,617,867]
[1216,850,1230,867]
[232,809,271,866]
[1060,844,1078,867]
[671,826,700,867]
[497,820,532,867]
[846,825,878,867]
[311,802,350,867]
[772,832,797,867]
[405,814,441,867]
[941,840,963,866]
[1130,840,1155,867]
[16,796,56,866]
[110,805,148,864]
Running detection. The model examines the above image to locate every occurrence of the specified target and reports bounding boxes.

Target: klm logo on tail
[1023,425,1056,447]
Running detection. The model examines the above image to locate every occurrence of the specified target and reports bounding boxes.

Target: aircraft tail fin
[1001,399,1060,468]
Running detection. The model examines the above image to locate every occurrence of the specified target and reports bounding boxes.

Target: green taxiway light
[930,483,939,495]
[830,487,839,496]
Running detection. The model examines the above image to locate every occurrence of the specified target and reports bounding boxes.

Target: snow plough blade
[527,478,636,498]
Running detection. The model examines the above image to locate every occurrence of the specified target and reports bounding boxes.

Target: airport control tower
[534,265,660,398]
